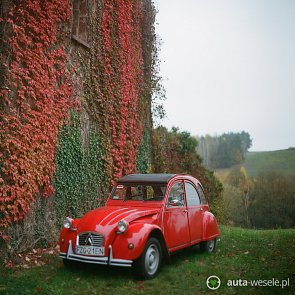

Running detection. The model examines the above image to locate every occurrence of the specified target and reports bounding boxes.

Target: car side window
[167,181,185,207]
[197,184,207,204]
[185,182,201,206]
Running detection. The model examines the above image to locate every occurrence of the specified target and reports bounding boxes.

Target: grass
[0,226,294,295]
[244,149,295,177]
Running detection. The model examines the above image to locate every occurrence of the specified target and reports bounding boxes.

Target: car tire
[133,237,162,279]
[200,238,216,253]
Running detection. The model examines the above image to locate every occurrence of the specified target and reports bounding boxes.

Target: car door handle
[183,209,188,213]
[200,207,204,211]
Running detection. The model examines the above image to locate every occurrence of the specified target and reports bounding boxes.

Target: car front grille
[78,232,104,247]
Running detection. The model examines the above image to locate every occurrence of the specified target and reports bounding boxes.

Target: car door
[163,181,190,250]
[184,181,203,244]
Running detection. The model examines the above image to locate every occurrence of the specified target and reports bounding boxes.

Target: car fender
[112,223,164,261]
[59,227,78,253]
[202,211,220,241]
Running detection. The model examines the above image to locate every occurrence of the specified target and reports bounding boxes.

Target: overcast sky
[155,0,295,151]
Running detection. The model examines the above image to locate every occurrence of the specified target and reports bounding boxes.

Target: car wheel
[200,238,216,253]
[133,237,162,279]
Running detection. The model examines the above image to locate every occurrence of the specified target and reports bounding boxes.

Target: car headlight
[63,217,73,229]
[118,220,128,233]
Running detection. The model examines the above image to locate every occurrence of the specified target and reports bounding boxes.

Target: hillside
[244,149,295,177]
[214,149,295,229]
[214,149,295,180]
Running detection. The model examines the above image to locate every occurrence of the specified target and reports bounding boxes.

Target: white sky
[155,0,295,151]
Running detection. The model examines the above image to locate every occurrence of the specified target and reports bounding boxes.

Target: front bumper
[59,240,133,267]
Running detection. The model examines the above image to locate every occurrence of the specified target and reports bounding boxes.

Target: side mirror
[169,199,182,207]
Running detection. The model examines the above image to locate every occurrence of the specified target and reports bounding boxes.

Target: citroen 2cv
[59,174,220,279]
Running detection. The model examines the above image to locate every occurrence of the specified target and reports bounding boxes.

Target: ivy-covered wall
[136,129,152,174]
[0,0,157,242]
[54,112,106,221]
[0,0,75,231]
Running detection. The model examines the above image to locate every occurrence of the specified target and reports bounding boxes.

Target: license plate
[75,246,105,256]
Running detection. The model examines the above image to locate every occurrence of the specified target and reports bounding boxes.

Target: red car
[59,174,220,279]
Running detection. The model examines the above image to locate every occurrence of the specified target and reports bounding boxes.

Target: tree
[226,166,253,227]
[197,131,252,169]
[152,126,223,205]
[248,172,295,229]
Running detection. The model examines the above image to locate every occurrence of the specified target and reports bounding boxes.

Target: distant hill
[243,149,295,177]
[214,149,295,180]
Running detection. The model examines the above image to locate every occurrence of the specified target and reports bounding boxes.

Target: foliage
[96,0,145,182]
[217,166,295,229]
[54,112,106,221]
[0,0,75,231]
[248,172,295,229]
[140,0,166,126]
[220,167,253,227]
[0,0,159,237]
[74,0,160,185]
[1,225,295,294]
[197,131,252,169]
[152,126,223,205]
[4,196,58,255]
[136,129,152,173]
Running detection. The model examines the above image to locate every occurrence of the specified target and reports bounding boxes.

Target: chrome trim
[60,240,133,267]
[78,232,104,247]
[108,245,133,266]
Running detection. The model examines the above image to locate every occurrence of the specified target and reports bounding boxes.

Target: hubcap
[145,244,159,276]
[208,239,215,252]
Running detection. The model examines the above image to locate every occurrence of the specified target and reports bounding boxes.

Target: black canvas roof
[117,174,176,184]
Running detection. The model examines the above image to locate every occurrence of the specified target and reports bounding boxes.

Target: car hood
[76,206,160,234]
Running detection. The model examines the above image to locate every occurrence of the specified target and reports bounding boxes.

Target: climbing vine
[97,0,144,182]
[0,0,158,237]
[51,0,154,221]
[0,0,75,231]
[54,112,106,222]
[136,129,152,173]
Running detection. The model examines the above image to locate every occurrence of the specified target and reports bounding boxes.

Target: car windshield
[110,184,167,201]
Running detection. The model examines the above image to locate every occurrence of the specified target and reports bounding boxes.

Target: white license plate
[75,246,105,256]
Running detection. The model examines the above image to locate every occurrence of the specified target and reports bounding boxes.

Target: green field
[214,149,295,180]
[1,226,294,295]
[244,149,295,177]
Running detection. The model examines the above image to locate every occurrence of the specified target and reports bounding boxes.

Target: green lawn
[0,226,294,295]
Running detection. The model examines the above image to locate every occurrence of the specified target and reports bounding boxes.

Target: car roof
[117,174,177,184]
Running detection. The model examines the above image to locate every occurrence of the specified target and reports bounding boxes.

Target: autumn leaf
[5,260,13,269]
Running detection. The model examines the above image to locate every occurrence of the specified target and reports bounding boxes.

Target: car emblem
[86,233,94,246]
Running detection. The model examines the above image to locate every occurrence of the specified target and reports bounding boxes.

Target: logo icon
[206,275,221,290]
[86,233,94,246]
